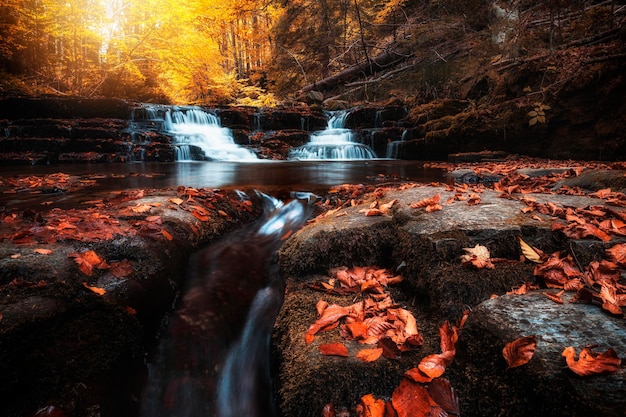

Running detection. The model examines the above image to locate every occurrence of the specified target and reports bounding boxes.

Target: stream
[1,159,444,417]
[139,194,313,417]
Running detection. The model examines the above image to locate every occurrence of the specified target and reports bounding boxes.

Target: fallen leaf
[191,210,210,221]
[460,244,494,269]
[356,347,383,363]
[518,237,543,263]
[427,378,460,415]
[543,290,565,304]
[319,343,348,357]
[169,197,184,205]
[68,250,108,276]
[410,194,442,212]
[358,394,386,417]
[391,378,432,417]
[503,335,537,368]
[34,248,52,255]
[161,229,173,241]
[417,354,448,379]
[109,260,134,278]
[562,346,621,376]
[82,282,106,295]
[131,204,152,213]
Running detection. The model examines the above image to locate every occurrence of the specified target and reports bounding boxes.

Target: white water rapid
[288,110,377,160]
[165,108,257,161]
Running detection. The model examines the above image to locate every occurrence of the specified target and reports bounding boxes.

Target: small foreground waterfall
[288,110,377,160]
[166,107,257,161]
[140,193,313,417]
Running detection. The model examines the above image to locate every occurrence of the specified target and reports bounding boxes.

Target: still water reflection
[0,160,444,209]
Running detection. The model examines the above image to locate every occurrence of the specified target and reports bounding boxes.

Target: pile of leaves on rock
[306,266,464,417]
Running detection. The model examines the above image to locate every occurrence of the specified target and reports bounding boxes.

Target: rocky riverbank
[0,158,625,417]
[1,94,625,164]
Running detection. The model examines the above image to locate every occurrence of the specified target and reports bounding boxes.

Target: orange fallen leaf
[358,393,386,417]
[82,282,106,295]
[562,346,621,376]
[68,250,108,276]
[169,197,184,205]
[191,210,210,222]
[131,204,152,213]
[391,378,432,417]
[417,353,448,379]
[543,290,565,304]
[161,229,173,241]
[356,347,383,363]
[467,193,481,205]
[34,248,52,255]
[503,335,537,368]
[109,259,134,278]
[518,237,544,263]
[410,194,442,213]
[319,343,348,357]
[427,377,460,415]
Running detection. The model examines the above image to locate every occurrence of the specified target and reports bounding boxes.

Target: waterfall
[288,110,377,160]
[165,107,257,161]
[386,129,409,159]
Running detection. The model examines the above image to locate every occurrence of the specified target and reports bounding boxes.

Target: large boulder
[275,185,610,417]
[455,291,626,417]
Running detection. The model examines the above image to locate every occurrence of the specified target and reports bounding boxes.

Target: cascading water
[288,110,377,160]
[165,107,257,161]
[139,192,313,417]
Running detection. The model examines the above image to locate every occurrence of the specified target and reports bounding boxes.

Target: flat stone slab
[456,291,626,417]
[276,185,617,417]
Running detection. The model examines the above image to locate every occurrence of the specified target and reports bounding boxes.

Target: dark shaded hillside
[295,1,626,160]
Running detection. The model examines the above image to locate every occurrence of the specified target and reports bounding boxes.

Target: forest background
[1,0,624,107]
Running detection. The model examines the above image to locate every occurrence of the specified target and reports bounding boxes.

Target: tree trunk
[299,46,412,94]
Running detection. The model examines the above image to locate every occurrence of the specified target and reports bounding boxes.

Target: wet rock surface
[276,184,625,417]
[456,291,626,417]
[1,164,625,417]
[0,187,264,417]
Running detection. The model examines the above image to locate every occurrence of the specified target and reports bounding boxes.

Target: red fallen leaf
[606,243,626,267]
[356,347,383,363]
[503,335,537,368]
[358,393,386,417]
[34,248,52,255]
[169,197,184,205]
[145,215,162,224]
[404,366,433,383]
[543,290,565,304]
[410,193,441,207]
[131,204,152,213]
[391,378,432,417]
[191,210,210,222]
[306,303,353,342]
[417,351,454,379]
[361,208,385,217]
[457,310,470,330]
[562,346,622,376]
[218,210,229,217]
[68,250,108,276]
[467,193,481,205]
[109,259,133,278]
[378,336,402,360]
[346,321,369,340]
[439,321,458,355]
[161,229,173,241]
[425,203,443,213]
[82,281,106,295]
[125,306,137,315]
[319,342,348,357]
[427,378,460,415]
[599,285,623,316]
